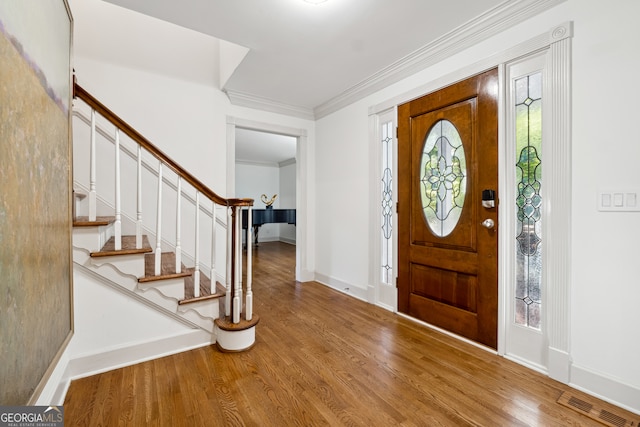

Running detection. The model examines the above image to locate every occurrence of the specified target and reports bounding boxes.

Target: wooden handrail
[73,83,253,208]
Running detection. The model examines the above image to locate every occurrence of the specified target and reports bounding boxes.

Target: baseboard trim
[548,346,571,383]
[51,329,213,405]
[570,364,640,415]
[503,354,548,376]
[297,268,314,283]
[313,273,368,302]
[68,329,213,379]
[375,301,395,312]
[279,237,296,245]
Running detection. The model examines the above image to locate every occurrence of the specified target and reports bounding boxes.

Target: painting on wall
[0,0,74,404]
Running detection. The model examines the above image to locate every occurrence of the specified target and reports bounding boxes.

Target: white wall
[68,268,199,358]
[313,0,640,413]
[236,162,280,242]
[69,0,227,192]
[315,102,371,296]
[567,0,640,406]
[69,0,315,196]
[235,161,297,243]
[279,161,297,243]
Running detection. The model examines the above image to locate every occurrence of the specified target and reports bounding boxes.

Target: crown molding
[235,159,280,167]
[225,89,316,120]
[314,0,566,119]
[235,157,297,168]
[227,116,308,138]
[279,157,296,167]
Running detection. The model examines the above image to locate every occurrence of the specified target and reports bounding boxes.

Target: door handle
[482,219,495,229]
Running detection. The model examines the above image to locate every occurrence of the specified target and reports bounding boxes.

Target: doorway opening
[235,128,297,247]
[226,117,310,282]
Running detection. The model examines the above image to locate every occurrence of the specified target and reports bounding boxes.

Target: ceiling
[99,0,537,117]
[235,128,297,165]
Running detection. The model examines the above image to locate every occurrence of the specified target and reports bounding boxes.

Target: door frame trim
[226,116,313,283]
[370,22,573,382]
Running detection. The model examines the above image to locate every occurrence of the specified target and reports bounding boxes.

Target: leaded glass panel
[420,120,466,237]
[515,72,542,329]
[381,121,393,285]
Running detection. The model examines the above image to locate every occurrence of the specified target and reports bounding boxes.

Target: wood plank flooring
[64,242,635,426]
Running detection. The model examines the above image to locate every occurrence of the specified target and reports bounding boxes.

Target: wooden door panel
[410,263,478,312]
[410,245,477,274]
[408,295,478,339]
[406,75,482,118]
[398,68,499,349]
[409,101,477,251]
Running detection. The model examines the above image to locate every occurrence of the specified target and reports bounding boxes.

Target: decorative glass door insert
[420,119,467,237]
[381,120,393,285]
[515,72,543,329]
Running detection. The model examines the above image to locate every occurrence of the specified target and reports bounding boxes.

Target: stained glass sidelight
[515,72,542,329]
[381,121,393,285]
[420,120,466,237]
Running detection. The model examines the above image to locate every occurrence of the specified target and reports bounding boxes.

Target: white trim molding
[225,90,315,120]
[571,364,640,415]
[226,116,314,282]
[317,0,566,119]
[545,21,573,383]
[224,1,566,120]
[314,273,369,303]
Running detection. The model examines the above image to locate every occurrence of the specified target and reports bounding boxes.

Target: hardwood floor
[64,242,635,426]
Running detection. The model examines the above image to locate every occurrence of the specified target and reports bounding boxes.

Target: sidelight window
[381,120,394,285]
[514,72,543,330]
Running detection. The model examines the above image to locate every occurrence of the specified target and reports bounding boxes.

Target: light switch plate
[598,190,640,212]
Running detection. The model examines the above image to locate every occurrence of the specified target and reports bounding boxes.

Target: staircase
[71,83,258,352]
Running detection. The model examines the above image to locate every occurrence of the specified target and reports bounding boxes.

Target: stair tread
[139,252,192,283]
[91,235,152,257]
[73,216,116,227]
[214,314,260,331]
[180,275,226,305]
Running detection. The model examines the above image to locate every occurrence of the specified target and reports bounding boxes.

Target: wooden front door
[397,69,499,349]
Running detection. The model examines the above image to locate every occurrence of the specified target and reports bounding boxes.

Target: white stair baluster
[233,206,241,323]
[194,192,201,297]
[175,177,182,273]
[245,206,253,321]
[210,202,216,292]
[114,129,122,250]
[237,206,243,314]
[89,109,97,221]
[154,163,163,276]
[136,146,143,249]
[225,207,232,317]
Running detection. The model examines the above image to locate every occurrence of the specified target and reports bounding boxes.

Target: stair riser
[74,249,137,293]
[73,226,113,253]
[138,288,182,313]
[72,214,223,340]
[90,254,146,278]
[178,299,220,321]
[138,278,185,301]
[178,310,216,333]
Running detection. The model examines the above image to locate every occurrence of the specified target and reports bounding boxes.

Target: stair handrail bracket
[73,82,256,350]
